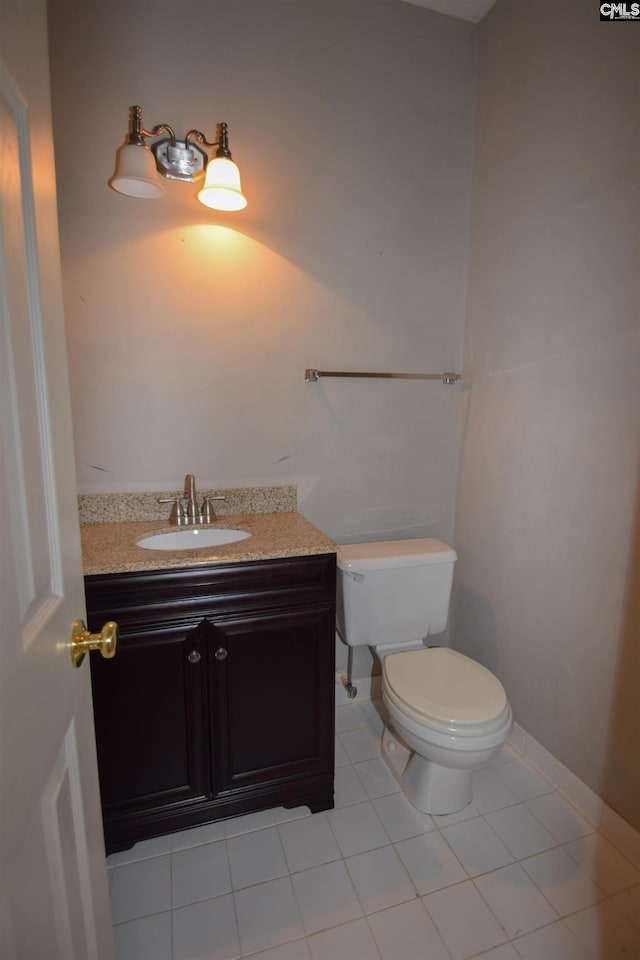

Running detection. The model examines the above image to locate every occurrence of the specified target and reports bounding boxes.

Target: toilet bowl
[336,538,513,815]
[381,646,512,813]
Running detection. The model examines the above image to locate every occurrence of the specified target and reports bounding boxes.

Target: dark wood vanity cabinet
[86,554,336,853]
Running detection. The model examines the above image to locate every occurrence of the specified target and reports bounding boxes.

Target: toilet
[337,538,512,815]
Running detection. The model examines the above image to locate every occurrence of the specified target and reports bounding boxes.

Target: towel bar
[304,368,460,384]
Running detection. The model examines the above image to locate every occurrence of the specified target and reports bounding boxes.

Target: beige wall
[453,1,640,829]
[49,0,640,827]
[47,0,476,555]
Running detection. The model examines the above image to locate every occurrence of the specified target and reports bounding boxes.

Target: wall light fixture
[109,105,247,211]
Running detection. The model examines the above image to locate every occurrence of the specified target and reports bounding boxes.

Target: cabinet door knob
[188,650,201,664]
[214,647,228,660]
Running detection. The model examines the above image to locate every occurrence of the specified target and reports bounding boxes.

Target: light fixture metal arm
[186,122,232,158]
[125,105,177,146]
[185,128,216,147]
[148,122,177,144]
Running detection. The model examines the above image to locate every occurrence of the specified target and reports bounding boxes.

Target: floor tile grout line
[360,912,385,960]
[235,873,302,958]
[326,794,396,856]
[490,752,557,798]
[111,905,174,929]
[238,932,307,960]
[277,806,428,939]
[517,840,612,903]
[169,847,174,960]
[226,851,245,960]
[452,833,606,931]
[348,710,611,946]
[113,873,597,960]
[521,792,597,847]
[117,827,602,907]
[111,784,620,922]
[287,858,356,943]
[111,833,638,956]
[111,700,640,959]
[559,832,640,886]
[419,884,502,960]
[472,851,616,939]
[508,914,600,960]
[157,829,639,946]
[475,805,558,863]
[468,867,547,950]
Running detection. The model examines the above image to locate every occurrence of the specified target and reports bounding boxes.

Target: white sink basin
[137,528,252,551]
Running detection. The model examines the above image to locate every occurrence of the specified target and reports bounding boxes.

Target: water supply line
[341,647,358,700]
[338,568,364,699]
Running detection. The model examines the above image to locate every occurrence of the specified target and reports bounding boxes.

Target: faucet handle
[158,497,186,525]
[201,495,226,523]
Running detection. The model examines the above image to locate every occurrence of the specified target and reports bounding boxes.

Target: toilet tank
[336,538,457,648]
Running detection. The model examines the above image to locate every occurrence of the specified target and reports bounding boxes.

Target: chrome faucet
[184,473,199,522]
[159,474,226,525]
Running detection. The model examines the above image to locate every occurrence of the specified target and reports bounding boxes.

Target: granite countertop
[81,511,337,576]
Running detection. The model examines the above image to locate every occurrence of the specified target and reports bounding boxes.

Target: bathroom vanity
[81,494,337,854]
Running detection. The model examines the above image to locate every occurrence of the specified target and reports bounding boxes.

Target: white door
[0,0,114,957]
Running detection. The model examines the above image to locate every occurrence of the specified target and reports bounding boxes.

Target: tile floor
[108,698,640,959]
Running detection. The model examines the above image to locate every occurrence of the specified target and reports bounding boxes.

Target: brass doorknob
[71,619,118,669]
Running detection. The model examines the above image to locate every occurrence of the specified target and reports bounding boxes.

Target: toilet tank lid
[337,538,457,571]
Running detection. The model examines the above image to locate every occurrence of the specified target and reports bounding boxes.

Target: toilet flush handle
[343,570,365,583]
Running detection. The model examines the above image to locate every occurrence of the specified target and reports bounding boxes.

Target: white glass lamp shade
[109,142,165,199]
[197,157,247,211]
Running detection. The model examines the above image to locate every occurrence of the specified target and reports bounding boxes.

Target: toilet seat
[383,647,509,738]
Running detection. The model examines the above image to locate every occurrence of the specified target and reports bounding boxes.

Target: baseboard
[508,722,640,871]
[335,682,640,871]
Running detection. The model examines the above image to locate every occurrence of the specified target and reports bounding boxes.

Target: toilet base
[382,725,472,815]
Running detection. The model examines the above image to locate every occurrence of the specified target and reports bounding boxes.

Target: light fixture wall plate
[109,105,247,210]
[152,138,208,182]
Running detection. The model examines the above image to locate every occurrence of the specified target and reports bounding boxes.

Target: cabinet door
[90,620,209,824]
[209,607,334,798]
